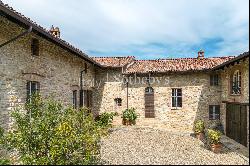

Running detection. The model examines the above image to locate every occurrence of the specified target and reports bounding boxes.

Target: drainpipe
[126,77,129,110]
[79,70,84,108]
[0,26,32,48]
[79,65,88,108]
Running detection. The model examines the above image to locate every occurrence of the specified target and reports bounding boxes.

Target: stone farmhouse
[0,1,249,148]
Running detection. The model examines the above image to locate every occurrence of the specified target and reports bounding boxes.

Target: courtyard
[100,127,249,165]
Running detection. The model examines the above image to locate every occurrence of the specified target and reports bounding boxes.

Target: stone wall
[0,16,96,129]
[93,68,223,132]
[220,58,249,147]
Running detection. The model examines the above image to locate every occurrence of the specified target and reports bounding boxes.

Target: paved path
[100,127,249,165]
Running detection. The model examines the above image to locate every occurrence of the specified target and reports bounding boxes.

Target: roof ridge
[134,56,236,62]
[93,56,135,59]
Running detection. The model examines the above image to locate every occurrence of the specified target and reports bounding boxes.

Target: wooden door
[145,87,155,118]
[226,104,247,146]
[84,90,93,112]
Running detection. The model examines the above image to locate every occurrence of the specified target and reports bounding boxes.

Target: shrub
[194,120,205,134]
[122,108,138,122]
[207,129,221,145]
[0,94,102,165]
[0,158,10,165]
[95,112,118,128]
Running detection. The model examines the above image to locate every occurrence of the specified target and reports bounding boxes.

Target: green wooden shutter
[209,105,213,120]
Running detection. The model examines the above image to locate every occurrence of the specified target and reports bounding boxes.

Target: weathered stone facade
[219,57,249,147]
[0,16,96,129]
[0,2,249,150]
[93,67,224,132]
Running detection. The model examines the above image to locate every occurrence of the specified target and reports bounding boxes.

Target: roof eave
[212,52,249,71]
[0,4,103,68]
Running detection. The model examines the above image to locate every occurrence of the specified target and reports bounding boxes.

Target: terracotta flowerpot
[210,143,222,153]
[195,132,205,140]
[122,119,130,126]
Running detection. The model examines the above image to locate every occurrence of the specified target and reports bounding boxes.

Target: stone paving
[100,127,249,165]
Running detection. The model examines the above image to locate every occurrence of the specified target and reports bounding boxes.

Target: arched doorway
[145,87,155,118]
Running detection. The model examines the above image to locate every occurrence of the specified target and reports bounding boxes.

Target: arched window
[114,98,122,107]
[231,70,241,94]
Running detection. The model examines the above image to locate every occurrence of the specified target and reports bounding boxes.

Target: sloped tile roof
[0,1,102,67]
[92,56,135,67]
[124,56,236,74]
[212,51,249,70]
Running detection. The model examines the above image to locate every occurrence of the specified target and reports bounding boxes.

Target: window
[84,90,93,109]
[72,90,77,109]
[231,70,241,95]
[114,98,122,107]
[210,74,219,86]
[209,105,220,120]
[26,81,40,102]
[31,38,39,56]
[172,89,182,108]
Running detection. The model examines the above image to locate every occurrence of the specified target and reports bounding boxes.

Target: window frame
[171,88,182,109]
[210,74,219,86]
[209,105,220,120]
[31,38,39,56]
[231,70,241,95]
[114,98,122,107]
[26,81,40,102]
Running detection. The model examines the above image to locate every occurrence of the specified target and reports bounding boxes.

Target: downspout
[79,70,84,108]
[0,26,32,48]
[126,76,129,110]
[79,64,88,108]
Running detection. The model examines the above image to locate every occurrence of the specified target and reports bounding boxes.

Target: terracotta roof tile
[124,56,236,74]
[92,56,135,67]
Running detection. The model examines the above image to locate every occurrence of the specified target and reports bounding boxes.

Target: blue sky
[3,0,249,59]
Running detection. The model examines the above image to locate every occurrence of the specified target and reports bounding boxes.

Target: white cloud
[2,0,249,58]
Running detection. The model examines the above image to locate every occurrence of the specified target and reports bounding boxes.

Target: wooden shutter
[36,82,40,93]
[79,90,84,108]
[239,72,242,93]
[84,90,88,107]
[230,74,233,94]
[88,90,92,108]
[26,81,31,102]
[209,105,213,120]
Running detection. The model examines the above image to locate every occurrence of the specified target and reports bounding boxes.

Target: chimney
[49,25,60,38]
[197,49,205,59]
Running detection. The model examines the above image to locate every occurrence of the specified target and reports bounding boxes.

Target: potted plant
[122,108,138,126]
[194,120,205,140]
[207,129,222,153]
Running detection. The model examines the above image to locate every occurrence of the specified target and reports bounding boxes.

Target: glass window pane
[177,89,182,96]
[177,97,182,107]
[172,89,175,96]
[172,97,176,107]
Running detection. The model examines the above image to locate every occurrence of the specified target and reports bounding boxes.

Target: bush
[207,129,221,145]
[0,94,102,165]
[0,158,11,165]
[194,120,205,134]
[122,108,138,122]
[95,112,118,128]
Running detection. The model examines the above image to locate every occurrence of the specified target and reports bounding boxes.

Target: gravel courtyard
[100,127,249,165]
